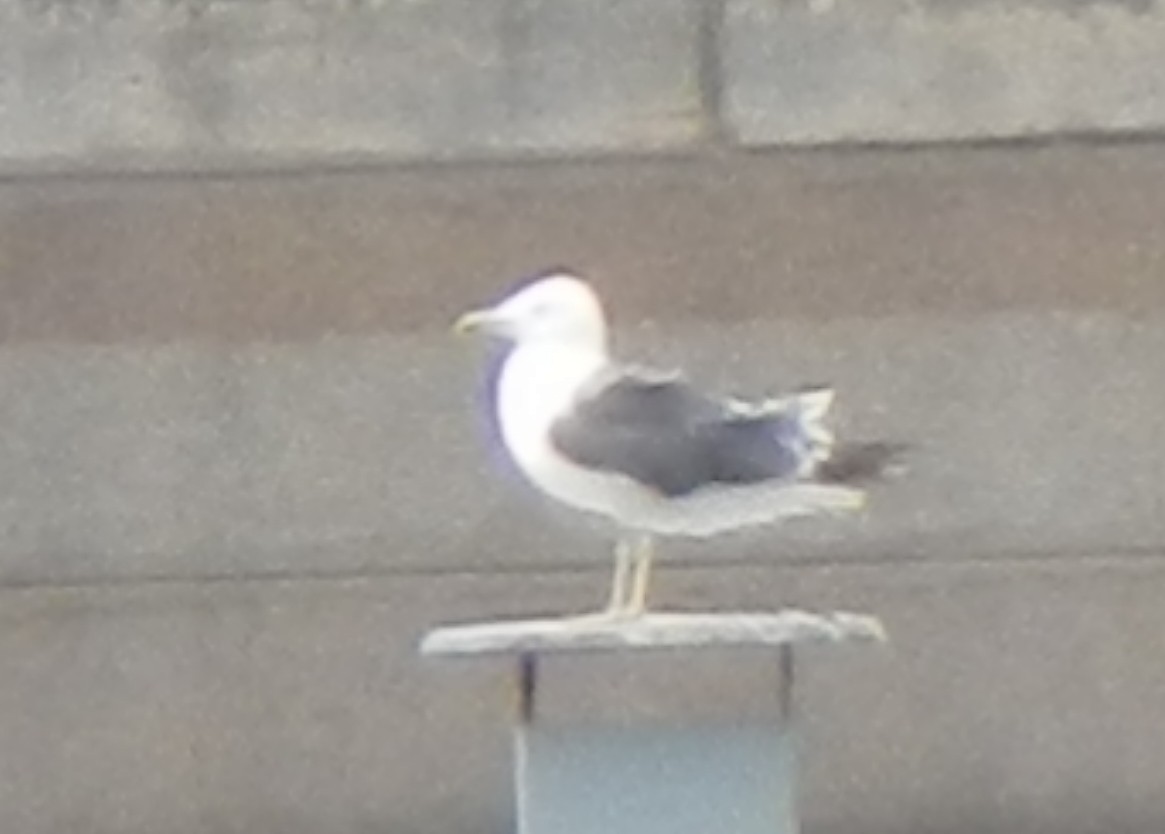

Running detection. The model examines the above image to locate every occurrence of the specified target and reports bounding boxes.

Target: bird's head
[454,269,608,351]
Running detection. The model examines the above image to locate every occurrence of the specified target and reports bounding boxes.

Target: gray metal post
[423,611,885,834]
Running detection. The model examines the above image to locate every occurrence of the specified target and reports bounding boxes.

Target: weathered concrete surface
[0,143,1162,832]
[421,609,886,656]
[725,0,1165,146]
[2,145,1162,341]
[0,146,1163,586]
[0,0,703,174]
[1,308,1164,587]
[11,0,1165,174]
[0,560,1163,834]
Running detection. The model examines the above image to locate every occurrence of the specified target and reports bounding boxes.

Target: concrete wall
[5,0,1165,173]
[0,145,1163,832]
[2,1,1165,832]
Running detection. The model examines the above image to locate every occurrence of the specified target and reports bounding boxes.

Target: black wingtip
[818,441,911,485]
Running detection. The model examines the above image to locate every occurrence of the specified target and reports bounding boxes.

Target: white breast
[496,345,637,518]
[497,345,599,470]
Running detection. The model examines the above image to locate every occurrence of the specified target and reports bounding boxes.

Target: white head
[455,271,608,352]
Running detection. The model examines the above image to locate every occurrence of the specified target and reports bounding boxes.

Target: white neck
[497,342,606,472]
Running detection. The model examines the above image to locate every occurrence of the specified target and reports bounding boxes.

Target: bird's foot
[562,603,647,629]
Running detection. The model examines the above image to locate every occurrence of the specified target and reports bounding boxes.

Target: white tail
[791,387,836,461]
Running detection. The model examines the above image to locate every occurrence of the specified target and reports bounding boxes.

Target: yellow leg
[604,537,632,614]
[626,535,654,616]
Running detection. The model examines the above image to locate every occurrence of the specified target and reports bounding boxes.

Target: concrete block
[0,309,1161,586]
[0,559,1162,833]
[0,0,703,173]
[724,0,1165,145]
[0,147,1164,584]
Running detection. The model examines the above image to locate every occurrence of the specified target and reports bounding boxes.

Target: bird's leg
[563,535,645,627]
[625,534,655,616]
[604,535,633,615]
[562,537,631,626]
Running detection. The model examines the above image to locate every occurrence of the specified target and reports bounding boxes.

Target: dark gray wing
[549,368,810,497]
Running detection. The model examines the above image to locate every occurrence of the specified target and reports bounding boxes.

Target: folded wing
[549,367,835,497]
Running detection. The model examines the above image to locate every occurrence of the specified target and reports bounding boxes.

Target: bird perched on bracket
[455,268,904,620]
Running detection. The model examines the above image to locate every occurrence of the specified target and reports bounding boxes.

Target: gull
[455,269,900,619]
